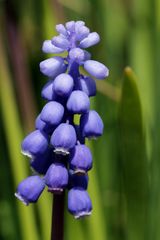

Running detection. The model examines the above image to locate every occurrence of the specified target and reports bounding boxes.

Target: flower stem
[51,192,65,240]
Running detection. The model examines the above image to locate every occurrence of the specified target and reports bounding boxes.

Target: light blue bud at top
[68,170,88,190]
[42,40,64,54]
[21,130,49,157]
[75,21,85,32]
[65,21,75,32]
[56,24,68,37]
[84,60,109,79]
[79,32,100,48]
[75,26,90,41]
[68,188,92,219]
[40,56,67,78]
[80,110,104,138]
[40,101,64,126]
[35,114,54,134]
[15,176,45,205]
[52,35,70,50]
[69,48,85,64]
[30,148,53,175]
[41,80,56,101]
[69,144,92,173]
[53,73,74,97]
[50,123,77,155]
[67,90,90,114]
[45,163,68,193]
[76,76,96,97]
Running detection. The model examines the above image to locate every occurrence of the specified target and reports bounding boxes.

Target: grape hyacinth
[15,20,109,220]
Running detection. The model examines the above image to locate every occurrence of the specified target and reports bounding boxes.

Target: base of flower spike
[21,150,32,158]
[74,210,92,219]
[14,192,29,206]
[54,147,70,155]
[48,187,64,194]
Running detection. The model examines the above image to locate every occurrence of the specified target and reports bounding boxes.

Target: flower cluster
[15,20,109,219]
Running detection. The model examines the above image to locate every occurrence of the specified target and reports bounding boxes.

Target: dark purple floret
[68,188,92,219]
[53,73,74,98]
[21,130,49,157]
[40,101,64,126]
[80,110,104,138]
[67,90,90,114]
[69,144,92,173]
[50,123,77,155]
[15,176,45,205]
[45,163,68,193]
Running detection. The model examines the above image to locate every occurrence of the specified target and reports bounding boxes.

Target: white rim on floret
[21,150,33,158]
[74,210,92,219]
[73,169,86,175]
[48,187,64,194]
[54,147,70,155]
[14,192,29,206]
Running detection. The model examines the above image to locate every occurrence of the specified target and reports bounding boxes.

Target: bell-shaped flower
[65,21,75,32]
[84,60,109,79]
[50,123,77,155]
[75,76,96,97]
[41,80,56,101]
[69,144,92,173]
[79,32,100,48]
[68,188,92,219]
[40,56,67,78]
[30,148,53,175]
[75,26,90,41]
[75,21,85,33]
[45,163,68,193]
[52,36,70,50]
[21,130,49,157]
[42,40,64,54]
[40,101,64,126]
[53,73,74,98]
[15,176,45,205]
[68,170,88,190]
[80,110,104,138]
[67,90,90,114]
[35,114,54,134]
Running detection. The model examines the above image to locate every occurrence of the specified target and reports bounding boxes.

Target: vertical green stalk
[149,0,160,239]
[0,35,39,240]
[118,68,149,240]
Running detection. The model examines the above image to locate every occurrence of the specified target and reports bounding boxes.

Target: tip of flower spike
[14,192,29,206]
[54,148,70,155]
[74,210,92,219]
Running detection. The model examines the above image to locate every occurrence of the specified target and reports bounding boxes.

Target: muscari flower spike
[15,20,109,219]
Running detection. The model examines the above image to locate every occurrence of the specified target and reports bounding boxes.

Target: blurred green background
[0,0,159,239]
